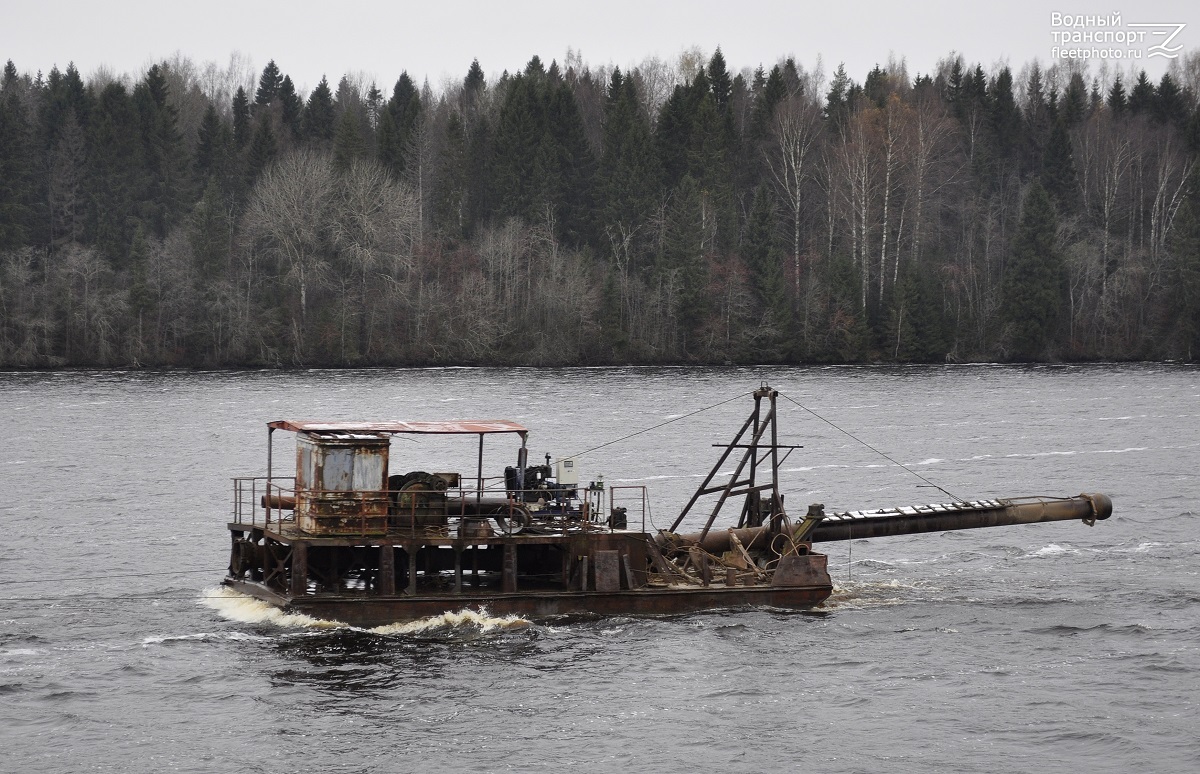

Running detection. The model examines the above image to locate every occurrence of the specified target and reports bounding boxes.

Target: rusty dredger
[223,386,1112,626]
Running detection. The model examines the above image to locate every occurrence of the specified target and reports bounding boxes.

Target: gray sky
[4,0,1196,96]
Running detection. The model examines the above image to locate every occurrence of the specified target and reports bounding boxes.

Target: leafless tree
[242,149,337,361]
[766,91,822,305]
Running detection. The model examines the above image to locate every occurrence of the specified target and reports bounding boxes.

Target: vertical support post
[744,391,761,528]
[477,433,485,506]
[289,541,307,597]
[379,543,395,596]
[266,427,274,526]
[769,389,781,531]
[502,543,518,592]
[454,547,463,593]
[406,546,418,595]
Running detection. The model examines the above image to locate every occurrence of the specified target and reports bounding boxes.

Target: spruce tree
[333,108,366,171]
[464,59,485,97]
[1107,76,1127,115]
[546,80,596,246]
[660,174,711,353]
[1002,181,1065,360]
[302,77,336,144]
[0,86,34,249]
[743,184,789,353]
[988,67,1022,161]
[597,69,660,238]
[382,72,421,173]
[245,115,277,185]
[1042,119,1078,212]
[254,60,283,106]
[375,109,402,176]
[232,87,251,148]
[863,64,888,108]
[825,63,851,131]
[1062,72,1088,127]
[135,64,187,239]
[1128,71,1154,116]
[86,82,143,266]
[433,110,467,238]
[489,73,542,220]
[1153,72,1186,128]
[278,75,303,137]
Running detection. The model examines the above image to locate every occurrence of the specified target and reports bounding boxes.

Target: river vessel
[222,385,1111,626]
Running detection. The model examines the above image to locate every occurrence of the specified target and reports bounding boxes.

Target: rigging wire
[778,391,963,501]
[565,391,753,461]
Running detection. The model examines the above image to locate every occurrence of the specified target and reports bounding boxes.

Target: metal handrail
[231,475,626,538]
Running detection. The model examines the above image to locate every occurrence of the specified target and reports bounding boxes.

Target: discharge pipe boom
[663,494,1111,553]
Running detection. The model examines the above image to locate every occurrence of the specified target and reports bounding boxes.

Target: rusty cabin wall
[295,432,391,534]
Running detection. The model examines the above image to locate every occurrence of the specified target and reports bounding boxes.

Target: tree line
[1,49,1199,367]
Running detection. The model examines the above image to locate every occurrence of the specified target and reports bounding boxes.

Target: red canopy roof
[267,420,528,436]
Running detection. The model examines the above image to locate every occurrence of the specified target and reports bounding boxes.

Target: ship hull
[223,578,833,627]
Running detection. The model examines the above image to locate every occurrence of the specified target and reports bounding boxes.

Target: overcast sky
[5,0,1196,96]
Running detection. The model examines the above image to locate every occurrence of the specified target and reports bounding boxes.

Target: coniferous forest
[1,49,1199,367]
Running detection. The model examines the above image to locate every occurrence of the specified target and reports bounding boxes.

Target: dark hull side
[223,579,834,627]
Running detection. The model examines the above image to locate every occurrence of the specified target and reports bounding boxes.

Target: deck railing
[230,474,635,538]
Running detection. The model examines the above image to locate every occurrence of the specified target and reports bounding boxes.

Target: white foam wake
[199,586,345,629]
[369,609,530,635]
[199,586,530,634]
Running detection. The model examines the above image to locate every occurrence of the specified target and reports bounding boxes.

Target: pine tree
[1002,181,1065,360]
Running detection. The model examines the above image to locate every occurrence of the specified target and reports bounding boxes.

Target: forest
[1,48,1199,367]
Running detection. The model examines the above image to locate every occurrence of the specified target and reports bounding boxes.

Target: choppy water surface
[1,365,1197,773]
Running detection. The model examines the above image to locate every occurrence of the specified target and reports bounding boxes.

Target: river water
[1,365,1197,773]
